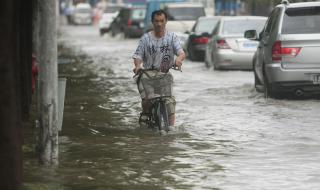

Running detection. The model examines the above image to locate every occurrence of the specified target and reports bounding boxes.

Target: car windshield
[195,19,219,33]
[282,6,320,34]
[104,6,122,13]
[222,19,266,35]
[167,7,205,21]
[131,9,146,20]
[76,8,91,14]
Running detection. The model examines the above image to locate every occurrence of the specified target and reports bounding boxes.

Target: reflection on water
[24,45,206,190]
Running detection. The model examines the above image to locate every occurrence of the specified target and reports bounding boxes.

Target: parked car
[70,3,93,25]
[163,2,206,48]
[245,1,320,98]
[205,16,267,69]
[98,4,123,36]
[109,6,146,38]
[184,16,221,61]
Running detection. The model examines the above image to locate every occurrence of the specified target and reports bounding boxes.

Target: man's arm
[133,58,143,74]
[175,50,185,68]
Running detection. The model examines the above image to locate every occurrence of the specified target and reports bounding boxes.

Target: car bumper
[127,27,144,37]
[99,23,111,31]
[194,44,207,51]
[74,19,92,25]
[265,63,320,94]
[215,49,255,70]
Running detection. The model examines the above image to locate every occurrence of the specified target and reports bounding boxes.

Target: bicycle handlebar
[133,64,182,78]
[171,64,182,72]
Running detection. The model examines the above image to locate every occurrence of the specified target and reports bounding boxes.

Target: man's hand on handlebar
[133,65,142,74]
[173,57,183,71]
[175,57,183,67]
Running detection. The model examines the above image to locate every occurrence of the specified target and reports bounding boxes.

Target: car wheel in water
[111,28,116,37]
[213,61,219,70]
[254,71,264,92]
[124,31,128,39]
[205,60,210,68]
[99,30,104,36]
[263,70,276,99]
[188,46,196,61]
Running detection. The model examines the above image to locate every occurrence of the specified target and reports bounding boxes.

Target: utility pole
[38,0,59,166]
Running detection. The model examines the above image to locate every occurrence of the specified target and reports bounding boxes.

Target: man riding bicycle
[132,9,185,129]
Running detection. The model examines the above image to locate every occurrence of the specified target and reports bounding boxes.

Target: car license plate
[311,74,320,84]
[243,42,257,48]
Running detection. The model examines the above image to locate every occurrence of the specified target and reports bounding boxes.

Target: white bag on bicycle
[138,70,173,99]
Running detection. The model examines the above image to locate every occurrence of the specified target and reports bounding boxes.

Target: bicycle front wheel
[159,101,170,132]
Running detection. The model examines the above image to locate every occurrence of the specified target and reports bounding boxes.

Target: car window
[166,7,205,21]
[131,9,146,20]
[118,9,125,18]
[104,6,122,13]
[222,19,266,35]
[212,22,220,37]
[122,10,130,19]
[282,6,320,34]
[211,21,221,40]
[264,8,280,34]
[195,19,219,33]
[76,8,91,14]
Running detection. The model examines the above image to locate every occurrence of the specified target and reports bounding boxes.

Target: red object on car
[192,37,209,44]
[272,41,301,62]
[32,54,38,94]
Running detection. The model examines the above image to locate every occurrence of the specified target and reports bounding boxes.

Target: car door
[257,8,281,83]
[111,10,123,35]
[121,9,130,33]
[205,21,220,66]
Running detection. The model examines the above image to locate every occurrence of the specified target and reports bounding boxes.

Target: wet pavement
[23,25,320,190]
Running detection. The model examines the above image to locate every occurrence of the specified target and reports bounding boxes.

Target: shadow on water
[24,44,218,190]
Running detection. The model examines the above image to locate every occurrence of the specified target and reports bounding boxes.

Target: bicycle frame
[135,66,181,134]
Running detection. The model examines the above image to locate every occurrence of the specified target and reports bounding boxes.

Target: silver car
[245,1,320,98]
[205,16,267,70]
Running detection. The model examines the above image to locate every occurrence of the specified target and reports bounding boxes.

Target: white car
[98,5,123,36]
[163,3,206,47]
[71,3,93,25]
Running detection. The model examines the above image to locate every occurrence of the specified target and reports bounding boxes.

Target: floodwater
[23,25,320,190]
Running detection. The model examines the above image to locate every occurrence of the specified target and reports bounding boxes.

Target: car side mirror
[185,30,190,34]
[244,30,258,40]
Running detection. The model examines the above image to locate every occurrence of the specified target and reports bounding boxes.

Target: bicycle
[134,66,181,134]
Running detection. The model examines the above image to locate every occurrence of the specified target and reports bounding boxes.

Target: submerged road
[24,25,320,190]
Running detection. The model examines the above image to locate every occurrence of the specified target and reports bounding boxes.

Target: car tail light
[216,39,230,49]
[127,19,132,27]
[272,41,301,62]
[192,37,209,44]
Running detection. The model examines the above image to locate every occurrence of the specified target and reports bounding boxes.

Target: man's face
[152,13,167,32]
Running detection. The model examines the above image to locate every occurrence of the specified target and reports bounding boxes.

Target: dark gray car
[110,6,146,38]
[245,1,320,98]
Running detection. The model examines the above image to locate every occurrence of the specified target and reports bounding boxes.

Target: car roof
[122,5,146,10]
[198,16,223,20]
[76,3,91,9]
[220,16,267,21]
[277,1,320,9]
[164,2,204,8]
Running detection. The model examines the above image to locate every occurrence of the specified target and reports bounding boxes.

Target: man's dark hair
[151,9,168,22]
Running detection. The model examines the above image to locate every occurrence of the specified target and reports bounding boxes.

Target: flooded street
[24,25,320,190]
